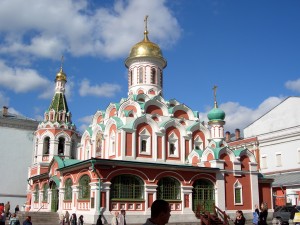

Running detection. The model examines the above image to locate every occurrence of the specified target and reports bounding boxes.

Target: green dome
[207,107,225,121]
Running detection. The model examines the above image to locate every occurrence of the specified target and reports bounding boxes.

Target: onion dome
[207,105,225,121]
[207,85,225,121]
[125,16,167,68]
[55,67,67,81]
[55,56,67,82]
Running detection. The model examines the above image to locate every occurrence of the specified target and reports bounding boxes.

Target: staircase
[15,211,60,225]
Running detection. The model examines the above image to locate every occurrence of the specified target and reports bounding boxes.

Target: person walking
[4,201,10,218]
[14,205,19,214]
[77,215,84,225]
[234,210,245,225]
[64,211,70,225]
[258,202,268,225]
[22,216,32,225]
[119,210,126,225]
[142,199,171,225]
[70,213,77,225]
[96,215,103,225]
[111,211,119,225]
[9,213,20,225]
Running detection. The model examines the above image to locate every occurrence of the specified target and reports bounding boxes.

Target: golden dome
[55,67,67,81]
[125,16,167,68]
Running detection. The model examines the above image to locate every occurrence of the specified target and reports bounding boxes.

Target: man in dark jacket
[23,216,32,225]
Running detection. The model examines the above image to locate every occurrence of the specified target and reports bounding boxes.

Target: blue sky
[0,0,300,135]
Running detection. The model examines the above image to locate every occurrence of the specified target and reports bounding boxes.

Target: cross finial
[213,85,218,108]
[60,55,64,70]
[144,15,149,32]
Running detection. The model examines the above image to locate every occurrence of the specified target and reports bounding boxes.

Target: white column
[132,133,136,159]
[215,172,226,210]
[182,186,194,213]
[72,185,79,211]
[58,187,65,213]
[90,182,100,213]
[102,182,111,213]
[145,184,158,213]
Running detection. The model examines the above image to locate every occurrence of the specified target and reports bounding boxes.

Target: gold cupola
[55,56,67,82]
[125,16,167,68]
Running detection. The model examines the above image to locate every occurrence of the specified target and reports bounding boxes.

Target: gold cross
[144,15,149,31]
[60,55,64,69]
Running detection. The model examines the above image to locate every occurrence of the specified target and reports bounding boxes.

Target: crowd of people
[0,201,32,225]
[59,211,85,225]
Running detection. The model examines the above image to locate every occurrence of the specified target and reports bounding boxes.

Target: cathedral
[26,19,273,224]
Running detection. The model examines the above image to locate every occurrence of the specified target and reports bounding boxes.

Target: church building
[25,18,273,224]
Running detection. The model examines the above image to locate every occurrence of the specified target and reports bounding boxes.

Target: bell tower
[31,58,79,171]
[125,16,167,97]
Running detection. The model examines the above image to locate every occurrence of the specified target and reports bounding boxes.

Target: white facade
[244,96,300,205]
[0,108,39,211]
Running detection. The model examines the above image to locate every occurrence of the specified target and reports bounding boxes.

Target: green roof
[207,107,225,121]
[49,93,69,114]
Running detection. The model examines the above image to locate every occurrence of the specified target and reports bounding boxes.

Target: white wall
[0,127,35,211]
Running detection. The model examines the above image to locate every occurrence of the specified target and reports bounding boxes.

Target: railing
[213,204,230,225]
[35,204,44,213]
[195,204,230,225]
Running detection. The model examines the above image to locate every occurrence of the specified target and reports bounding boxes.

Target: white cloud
[285,78,300,92]
[200,96,285,134]
[0,0,181,60]
[79,79,121,97]
[0,60,51,93]
[78,114,94,133]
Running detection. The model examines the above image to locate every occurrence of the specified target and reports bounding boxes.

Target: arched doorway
[51,182,59,212]
[193,179,215,212]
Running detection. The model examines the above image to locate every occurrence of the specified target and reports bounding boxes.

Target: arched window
[43,137,50,155]
[96,133,102,157]
[157,177,180,200]
[130,70,133,85]
[139,128,150,154]
[193,179,215,212]
[234,180,243,205]
[58,137,65,155]
[138,67,143,83]
[64,178,73,200]
[43,183,49,202]
[34,185,39,203]
[151,68,156,84]
[78,175,90,199]
[111,175,144,200]
[168,133,178,157]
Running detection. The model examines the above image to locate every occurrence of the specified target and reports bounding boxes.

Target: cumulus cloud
[0,0,181,60]
[78,115,94,133]
[0,60,51,93]
[200,96,285,134]
[79,79,121,97]
[285,78,300,92]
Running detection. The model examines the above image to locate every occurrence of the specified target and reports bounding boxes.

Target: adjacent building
[0,106,39,210]
[244,97,300,207]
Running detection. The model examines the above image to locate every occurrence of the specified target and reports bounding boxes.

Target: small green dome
[207,107,225,121]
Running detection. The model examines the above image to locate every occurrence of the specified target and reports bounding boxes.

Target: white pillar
[182,186,194,213]
[215,172,226,210]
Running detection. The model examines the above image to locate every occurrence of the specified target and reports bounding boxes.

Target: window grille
[157,177,180,200]
[43,184,49,202]
[111,175,144,199]
[139,67,143,83]
[234,181,243,204]
[34,185,39,202]
[141,140,147,152]
[192,179,215,212]
[64,178,73,200]
[78,175,90,199]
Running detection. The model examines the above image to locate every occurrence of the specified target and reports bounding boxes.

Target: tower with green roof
[32,59,80,167]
